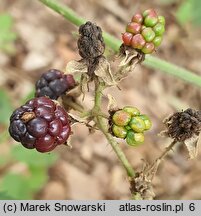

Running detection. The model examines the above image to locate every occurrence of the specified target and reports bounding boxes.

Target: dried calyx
[77,21,105,78]
[162,108,201,159]
[163,108,201,142]
[66,21,116,87]
[130,172,155,200]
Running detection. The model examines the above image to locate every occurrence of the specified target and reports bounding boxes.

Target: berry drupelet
[122,9,165,54]
[110,106,152,147]
[35,69,76,100]
[9,97,71,153]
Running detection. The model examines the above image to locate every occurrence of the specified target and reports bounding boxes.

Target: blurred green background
[0,3,58,200]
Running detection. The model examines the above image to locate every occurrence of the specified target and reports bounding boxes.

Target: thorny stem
[146,140,177,180]
[92,80,135,178]
[39,0,201,89]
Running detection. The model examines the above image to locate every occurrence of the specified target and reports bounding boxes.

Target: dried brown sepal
[21,112,35,123]
[78,21,105,78]
[163,108,201,142]
[68,113,98,132]
[65,85,82,98]
[116,44,145,81]
[130,172,155,200]
[184,134,200,159]
[107,94,118,111]
[66,58,116,87]
[94,57,116,86]
[119,44,145,66]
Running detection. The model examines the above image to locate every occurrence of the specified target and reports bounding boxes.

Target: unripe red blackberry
[131,13,143,24]
[122,32,133,46]
[35,69,76,100]
[9,97,71,153]
[141,42,155,54]
[126,22,141,34]
[121,8,165,54]
[131,34,146,49]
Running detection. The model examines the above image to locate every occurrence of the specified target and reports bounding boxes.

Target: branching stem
[39,0,201,89]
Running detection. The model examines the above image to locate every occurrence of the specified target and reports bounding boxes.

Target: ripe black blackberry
[35,69,76,100]
[9,97,71,153]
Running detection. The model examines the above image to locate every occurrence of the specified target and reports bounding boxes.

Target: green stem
[93,81,135,178]
[39,0,86,26]
[97,116,135,177]
[144,55,201,88]
[39,0,201,88]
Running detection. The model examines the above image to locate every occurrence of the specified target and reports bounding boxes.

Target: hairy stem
[39,0,201,88]
[93,81,135,178]
[146,140,177,180]
[156,140,177,161]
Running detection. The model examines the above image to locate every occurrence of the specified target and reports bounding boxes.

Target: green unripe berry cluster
[111,106,152,147]
[122,8,165,54]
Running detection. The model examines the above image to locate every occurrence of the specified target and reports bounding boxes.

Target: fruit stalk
[39,0,201,89]
[146,140,177,180]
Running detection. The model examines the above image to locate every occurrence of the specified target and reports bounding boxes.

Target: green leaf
[0,130,10,144]
[0,14,13,30]
[191,0,201,25]
[11,145,58,167]
[0,173,32,199]
[176,0,201,26]
[0,155,10,166]
[0,14,17,53]
[176,1,192,25]
[0,89,13,125]
[0,191,15,200]
[28,166,48,191]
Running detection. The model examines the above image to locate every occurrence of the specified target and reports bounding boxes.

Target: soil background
[1,0,201,200]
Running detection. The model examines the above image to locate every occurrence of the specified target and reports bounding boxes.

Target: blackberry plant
[7,0,201,199]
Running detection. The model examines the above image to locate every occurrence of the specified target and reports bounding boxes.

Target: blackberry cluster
[9,97,71,153]
[122,9,165,54]
[35,69,76,100]
[110,106,152,146]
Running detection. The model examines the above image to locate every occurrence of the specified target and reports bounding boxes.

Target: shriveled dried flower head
[163,108,201,142]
